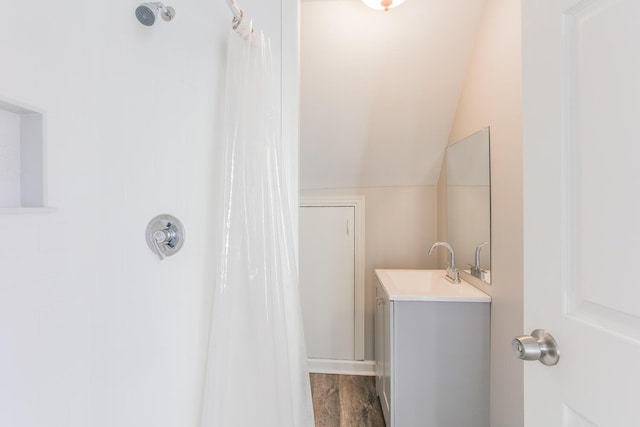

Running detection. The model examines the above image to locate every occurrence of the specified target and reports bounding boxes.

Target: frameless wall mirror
[446,127,491,284]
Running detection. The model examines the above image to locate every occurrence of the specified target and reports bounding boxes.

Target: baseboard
[307,358,376,376]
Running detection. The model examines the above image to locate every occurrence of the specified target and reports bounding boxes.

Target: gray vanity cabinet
[375,274,490,427]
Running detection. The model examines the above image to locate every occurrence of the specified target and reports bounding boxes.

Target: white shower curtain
[200,24,315,427]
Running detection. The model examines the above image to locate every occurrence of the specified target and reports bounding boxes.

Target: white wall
[444,0,523,425]
[0,1,286,426]
[301,186,438,359]
[299,0,486,189]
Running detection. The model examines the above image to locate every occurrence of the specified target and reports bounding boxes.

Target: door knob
[512,329,560,366]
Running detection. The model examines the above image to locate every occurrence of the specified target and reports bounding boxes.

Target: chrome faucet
[470,241,490,280]
[428,241,460,283]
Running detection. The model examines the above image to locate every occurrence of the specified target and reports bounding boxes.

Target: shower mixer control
[146,214,185,260]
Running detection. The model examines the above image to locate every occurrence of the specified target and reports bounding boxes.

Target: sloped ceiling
[300,0,487,189]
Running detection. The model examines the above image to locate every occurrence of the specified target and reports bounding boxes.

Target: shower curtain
[200,23,315,427]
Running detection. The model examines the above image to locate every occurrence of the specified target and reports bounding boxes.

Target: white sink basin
[375,269,491,302]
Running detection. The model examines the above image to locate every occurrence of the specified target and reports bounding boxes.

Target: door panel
[299,206,355,360]
[563,0,640,335]
[523,0,640,425]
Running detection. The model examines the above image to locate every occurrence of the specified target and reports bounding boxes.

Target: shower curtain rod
[226,0,243,24]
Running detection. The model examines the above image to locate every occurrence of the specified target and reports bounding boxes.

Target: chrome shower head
[135,2,175,26]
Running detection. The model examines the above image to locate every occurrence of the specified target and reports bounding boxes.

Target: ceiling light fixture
[362,0,406,12]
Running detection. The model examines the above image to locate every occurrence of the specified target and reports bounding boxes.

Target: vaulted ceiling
[300,0,487,189]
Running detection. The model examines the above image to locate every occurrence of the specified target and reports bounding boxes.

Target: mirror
[446,127,491,284]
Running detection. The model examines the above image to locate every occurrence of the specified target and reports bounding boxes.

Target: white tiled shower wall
[0,1,282,426]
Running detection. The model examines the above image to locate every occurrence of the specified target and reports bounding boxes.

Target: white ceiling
[300,0,487,189]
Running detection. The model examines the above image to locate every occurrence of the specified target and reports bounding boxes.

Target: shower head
[135,2,175,26]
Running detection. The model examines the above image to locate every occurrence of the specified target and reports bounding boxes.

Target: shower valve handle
[152,229,172,260]
[146,214,185,261]
[152,238,165,260]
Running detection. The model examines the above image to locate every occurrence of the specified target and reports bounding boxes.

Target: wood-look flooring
[310,373,386,427]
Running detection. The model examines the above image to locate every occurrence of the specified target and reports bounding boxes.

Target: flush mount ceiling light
[362,0,406,12]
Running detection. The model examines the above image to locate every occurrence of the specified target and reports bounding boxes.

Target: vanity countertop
[375,269,491,303]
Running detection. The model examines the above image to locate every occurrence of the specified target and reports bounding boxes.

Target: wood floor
[310,373,386,427]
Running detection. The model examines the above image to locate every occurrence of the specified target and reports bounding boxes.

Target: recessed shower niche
[0,98,52,213]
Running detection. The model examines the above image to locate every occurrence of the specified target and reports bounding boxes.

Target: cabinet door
[375,282,384,398]
[375,279,392,426]
[383,297,392,425]
[299,206,355,360]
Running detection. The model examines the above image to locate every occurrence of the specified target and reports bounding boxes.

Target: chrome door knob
[512,329,560,366]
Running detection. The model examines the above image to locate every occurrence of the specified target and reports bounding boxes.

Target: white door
[522,0,640,425]
[299,206,355,360]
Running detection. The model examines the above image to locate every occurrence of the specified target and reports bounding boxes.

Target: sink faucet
[470,241,490,280]
[428,242,460,283]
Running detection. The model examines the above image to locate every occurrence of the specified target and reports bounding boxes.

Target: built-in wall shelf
[0,97,54,212]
